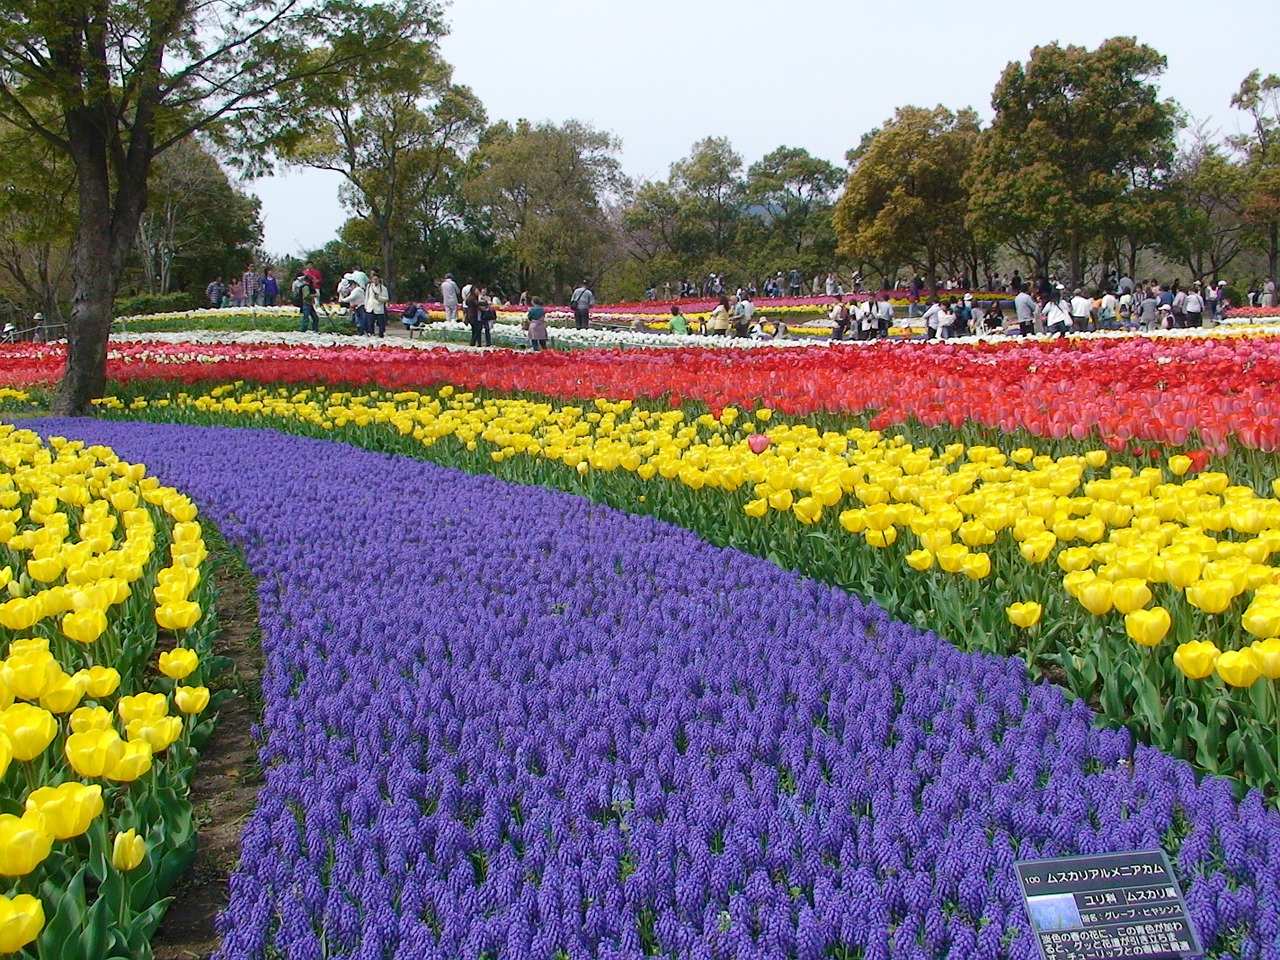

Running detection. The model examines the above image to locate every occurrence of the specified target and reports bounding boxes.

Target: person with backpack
[294,273,319,333]
[569,280,594,329]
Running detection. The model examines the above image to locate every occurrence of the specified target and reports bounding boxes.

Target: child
[524,297,548,351]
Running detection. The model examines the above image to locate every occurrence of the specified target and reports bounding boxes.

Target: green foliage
[113,293,199,317]
[1231,70,1280,276]
[967,37,1181,284]
[463,119,623,302]
[834,105,982,285]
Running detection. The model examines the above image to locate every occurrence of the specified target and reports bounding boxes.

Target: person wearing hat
[440,273,460,323]
[31,312,45,342]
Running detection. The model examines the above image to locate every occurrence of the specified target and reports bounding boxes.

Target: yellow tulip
[1006,601,1043,628]
[24,782,103,840]
[905,550,934,572]
[1019,533,1056,564]
[1216,648,1262,688]
[155,600,202,631]
[69,704,114,734]
[0,598,40,631]
[960,552,991,579]
[1056,547,1093,573]
[767,489,793,512]
[1168,455,1192,477]
[125,715,183,752]
[1250,638,1280,680]
[743,498,768,519]
[0,704,56,761]
[116,692,168,725]
[104,740,153,782]
[0,733,10,781]
[0,813,53,876]
[0,893,44,952]
[1173,640,1220,680]
[1164,555,1204,589]
[158,647,199,680]
[1111,579,1153,615]
[58,607,107,644]
[1077,579,1114,617]
[65,727,127,778]
[0,651,58,700]
[111,829,146,872]
[1242,604,1280,640]
[792,497,822,526]
[39,673,85,714]
[936,544,969,574]
[920,528,952,553]
[1185,578,1236,615]
[1084,450,1108,468]
[1125,607,1172,648]
[79,665,120,699]
[25,555,63,583]
[864,527,897,548]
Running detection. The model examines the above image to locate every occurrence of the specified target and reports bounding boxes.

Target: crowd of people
[204,263,281,309]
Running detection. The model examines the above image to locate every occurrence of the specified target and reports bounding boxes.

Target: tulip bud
[174,684,211,715]
[1111,579,1153,615]
[1185,578,1236,615]
[747,433,771,455]
[117,692,168,725]
[79,665,121,699]
[125,715,183,753]
[1077,579,1114,617]
[111,829,147,872]
[0,893,44,952]
[742,499,768,519]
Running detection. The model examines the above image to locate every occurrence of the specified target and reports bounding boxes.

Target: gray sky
[252,0,1280,256]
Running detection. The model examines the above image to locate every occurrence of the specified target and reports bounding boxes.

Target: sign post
[1015,850,1202,960]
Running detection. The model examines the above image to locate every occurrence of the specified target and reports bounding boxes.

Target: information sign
[1015,850,1202,960]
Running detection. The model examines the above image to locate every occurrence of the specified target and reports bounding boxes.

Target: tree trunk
[1068,233,1083,288]
[52,110,150,416]
[379,221,398,301]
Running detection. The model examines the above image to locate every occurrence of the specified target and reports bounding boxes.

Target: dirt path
[153,538,264,960]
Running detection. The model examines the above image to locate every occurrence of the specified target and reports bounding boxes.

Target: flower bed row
[9,331,1280,453]
[94,382,1280,798]
[0,426,222,958]
[30,419,1280,959]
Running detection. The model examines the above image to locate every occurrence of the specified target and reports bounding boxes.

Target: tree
[833,105,981,287]
[669,137,745,260]
[1232,70,1280,277]
[1158,131,1249,283]
[967,37,1180,286]
[743,146,842,280]
[0,123,76,324]
[135,138,262,295]
[463,119,623,300]
[273,45,484,297]
[0,0,440,413]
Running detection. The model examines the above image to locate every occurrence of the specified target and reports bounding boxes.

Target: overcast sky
[251,0,1280,256]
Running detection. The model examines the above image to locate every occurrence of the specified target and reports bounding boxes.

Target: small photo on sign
[1026,892,1082,932]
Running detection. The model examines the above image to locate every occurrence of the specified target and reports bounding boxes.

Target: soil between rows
[153,539,264,960]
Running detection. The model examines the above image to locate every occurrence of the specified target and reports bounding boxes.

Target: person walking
[294,273,319,333]
[569,280,595,329]
[205,276,226,309]
[339,277,367,334]
[261,267,279,307]
[440,273,460,323]
[241,262,263,307]
[464,287,486,346]
[365,269,389,337]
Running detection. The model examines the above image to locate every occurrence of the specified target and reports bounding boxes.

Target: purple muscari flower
[29,420,1280,959]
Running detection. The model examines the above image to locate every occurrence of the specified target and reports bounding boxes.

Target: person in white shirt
[365,269,389,337]
[1183,287,1205,327]
[875,294,895,338]
[1069,289,1093,332]
[440,274,460,323]
[920,298,942,339]
[1041,291,1071,337]
[339,281,367,334]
